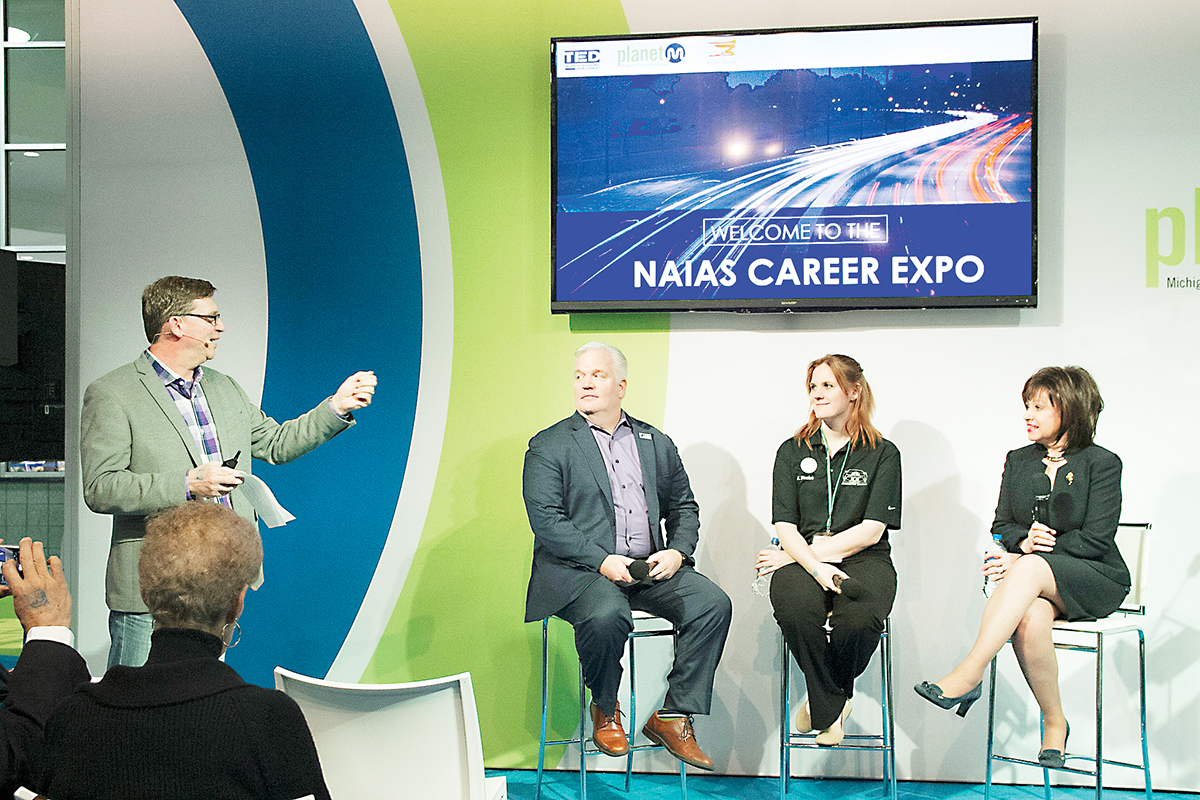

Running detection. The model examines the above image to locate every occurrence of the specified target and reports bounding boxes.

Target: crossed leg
[931,553,1066,751]
[1012,597,1068,753]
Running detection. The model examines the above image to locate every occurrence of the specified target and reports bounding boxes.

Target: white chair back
[1115,522,1151,613]
[274,668,487,800]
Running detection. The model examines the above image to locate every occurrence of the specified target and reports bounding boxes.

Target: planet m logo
[665,43,685,63]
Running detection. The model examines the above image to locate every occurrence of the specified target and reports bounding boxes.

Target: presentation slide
[552,20,1036,311]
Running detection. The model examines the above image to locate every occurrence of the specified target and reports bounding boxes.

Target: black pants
[557,567,732,717]
[769,553,896,730]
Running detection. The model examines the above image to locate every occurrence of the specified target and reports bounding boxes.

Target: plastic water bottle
[752,537,780,597]
[982,533,1005,597]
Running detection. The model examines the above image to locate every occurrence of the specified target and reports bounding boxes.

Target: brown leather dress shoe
[641,711,714,770]
[590,701,629,756]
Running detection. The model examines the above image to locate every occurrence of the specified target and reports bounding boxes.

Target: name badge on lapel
[638,432,652,440]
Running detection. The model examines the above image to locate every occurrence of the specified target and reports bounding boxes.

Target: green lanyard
[821,429,852,533]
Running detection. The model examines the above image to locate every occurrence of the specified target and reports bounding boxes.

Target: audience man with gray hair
[522,342,732,770]
[0,538,90,797]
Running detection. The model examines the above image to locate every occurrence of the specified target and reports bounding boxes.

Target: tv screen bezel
[550,16,1038,314]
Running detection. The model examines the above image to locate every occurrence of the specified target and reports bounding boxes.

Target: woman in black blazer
[915,366,1129,768]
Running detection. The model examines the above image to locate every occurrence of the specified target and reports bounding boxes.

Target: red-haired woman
[755,354,902,746]
[916,366,1126,768]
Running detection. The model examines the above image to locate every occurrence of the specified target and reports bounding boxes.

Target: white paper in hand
[239,473,296,528]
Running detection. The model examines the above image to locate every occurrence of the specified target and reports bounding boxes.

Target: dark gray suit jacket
[522,412,699,623]
[81,356,351,611]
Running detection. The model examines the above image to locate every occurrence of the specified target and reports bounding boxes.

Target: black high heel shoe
[913,681,983,718]
[1037,723,1070,769]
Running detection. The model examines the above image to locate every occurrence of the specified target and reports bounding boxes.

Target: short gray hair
[575,341,628,382]
[140,502,263,632]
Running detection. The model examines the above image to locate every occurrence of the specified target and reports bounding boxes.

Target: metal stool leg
[985,656,998,800]
[1094,633,1103,800]
[882,620,897,800]
[579,659,588,800]
[779,637,790,800]
[1040,716,1052,800]
[1138,630,1152,800]
[537,619,549,800]
[625,633,636,792]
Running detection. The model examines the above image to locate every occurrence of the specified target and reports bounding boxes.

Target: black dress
[991,443,1129,621]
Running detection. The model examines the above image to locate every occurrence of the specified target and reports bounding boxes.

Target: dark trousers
[769,553,896,730]
[556,567,732,717]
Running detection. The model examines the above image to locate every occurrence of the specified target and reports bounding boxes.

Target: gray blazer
[522,411,699,623]
[81,357,351,611]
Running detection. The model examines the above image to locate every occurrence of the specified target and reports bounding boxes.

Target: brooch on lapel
[1066,472,1074,485]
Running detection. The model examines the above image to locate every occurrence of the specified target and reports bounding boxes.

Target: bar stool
[779,618,896,800]
[984,523,1153,800]
[536,611,689,800]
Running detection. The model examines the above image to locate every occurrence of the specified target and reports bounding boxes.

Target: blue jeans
[108,610,153,668]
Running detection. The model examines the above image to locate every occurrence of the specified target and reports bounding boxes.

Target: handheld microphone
[832,574,865,600]
[1035,494,1051,525]
[1032,472,1052,525]
[627,559,651,584]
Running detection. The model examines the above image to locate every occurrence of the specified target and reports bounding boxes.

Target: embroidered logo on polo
[841,469,869,486]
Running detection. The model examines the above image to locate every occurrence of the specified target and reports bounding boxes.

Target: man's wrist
[26,626,74,648]
[327,397,352,421]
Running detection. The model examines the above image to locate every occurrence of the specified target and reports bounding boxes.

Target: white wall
[628,0,1200,787]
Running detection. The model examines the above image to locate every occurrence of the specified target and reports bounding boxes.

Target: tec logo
[665,43,685,63]
[563,49,600,66]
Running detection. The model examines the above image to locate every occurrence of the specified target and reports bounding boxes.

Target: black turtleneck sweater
[36,627,330,800]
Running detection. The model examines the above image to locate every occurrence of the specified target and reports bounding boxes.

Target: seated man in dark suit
[522,342,732,770]
[0,538,91,796]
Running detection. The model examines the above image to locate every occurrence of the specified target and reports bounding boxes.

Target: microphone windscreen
[1052,494,1072,530]
[833,574,865,600]
[628,559,650,583]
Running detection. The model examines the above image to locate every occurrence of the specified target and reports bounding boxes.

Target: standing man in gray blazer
[81,276,377,668]
[522,342,731,771]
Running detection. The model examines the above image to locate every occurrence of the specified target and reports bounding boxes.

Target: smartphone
[0,545,20,586]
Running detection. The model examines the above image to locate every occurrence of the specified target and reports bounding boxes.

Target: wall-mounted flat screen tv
[551,17,1037,313]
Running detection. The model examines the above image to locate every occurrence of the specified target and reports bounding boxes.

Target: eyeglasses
[181,313,221,326]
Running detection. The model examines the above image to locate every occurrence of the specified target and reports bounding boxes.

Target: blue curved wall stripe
[173,0,421,687]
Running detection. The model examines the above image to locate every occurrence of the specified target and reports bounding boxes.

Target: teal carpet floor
[492,770,1183,800]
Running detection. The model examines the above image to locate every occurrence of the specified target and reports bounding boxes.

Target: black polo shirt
[771,433,902,556]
